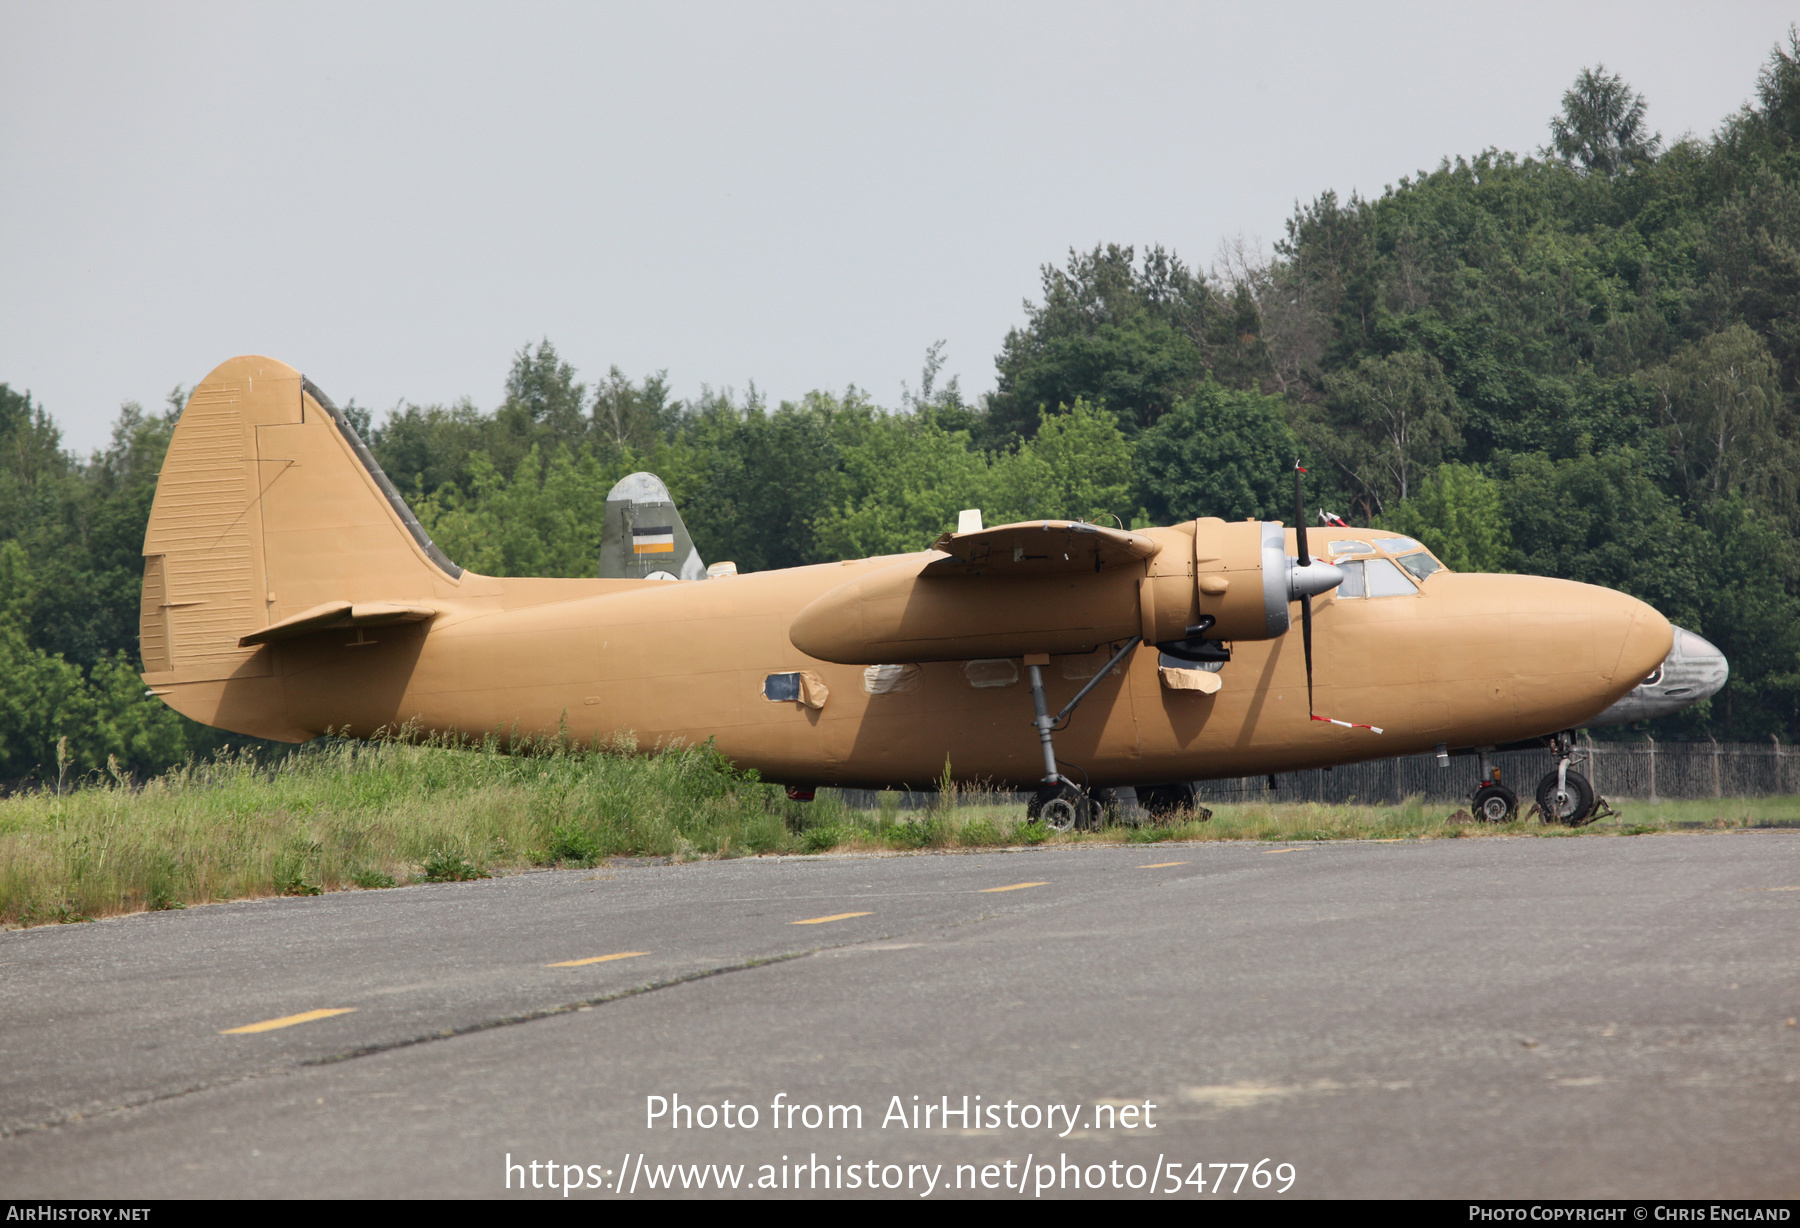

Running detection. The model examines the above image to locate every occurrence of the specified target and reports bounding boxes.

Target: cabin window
[1327,539,1375,557]
[1396,550,1443,582]
[1364,557,1418,596]
[763,672,802,702]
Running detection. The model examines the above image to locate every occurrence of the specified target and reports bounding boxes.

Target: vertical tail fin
[140,355,463,731]
[598,471,706,581]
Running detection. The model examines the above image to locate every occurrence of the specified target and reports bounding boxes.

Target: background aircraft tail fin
[598,472,706,581]
[139,355,464,689]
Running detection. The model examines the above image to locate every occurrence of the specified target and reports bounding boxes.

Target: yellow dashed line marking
[791,911,873,925]
[221,1008,356,1035]
[1261,848,1309,854]
[547,951,649,968]
[1138,862,1188,869]
[981,882,1048,893]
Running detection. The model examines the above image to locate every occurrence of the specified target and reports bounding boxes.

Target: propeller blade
[1301,592,1315,715]
[1294,460,1315,714]
[1293,461,1311,568]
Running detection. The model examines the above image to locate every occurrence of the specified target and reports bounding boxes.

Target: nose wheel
[1536,732,1599,825]
[1469,748,1518,821]
[1536,768,1596,825]
[1472,782,1518,823]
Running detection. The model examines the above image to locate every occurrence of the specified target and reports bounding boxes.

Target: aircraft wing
[924,520,1162,577]
[239,601,437,647]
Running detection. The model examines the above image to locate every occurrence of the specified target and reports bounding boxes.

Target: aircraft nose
[1669,627,1730,703]
[1606,595,1674,699]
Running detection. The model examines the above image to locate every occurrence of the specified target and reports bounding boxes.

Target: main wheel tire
[1029,783,1093,832]
[1136,783,1198,821]
[1088,788,1119,829]
[1472,782,1518,823]
[1536,768,1596,826]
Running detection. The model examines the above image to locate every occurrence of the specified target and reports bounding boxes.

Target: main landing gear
[1027,782,1102,832]
[1021,638,1140,831]
[1135,782,1212,823]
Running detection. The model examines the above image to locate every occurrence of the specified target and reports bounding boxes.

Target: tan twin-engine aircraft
[140,356,1714,829]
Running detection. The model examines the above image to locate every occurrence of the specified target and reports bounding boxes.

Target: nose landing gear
[1534,731,1602,826]
[1470,748,1518,822]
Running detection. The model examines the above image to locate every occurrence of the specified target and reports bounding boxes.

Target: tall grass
[1,731,1788,928]
[0,731,793,927]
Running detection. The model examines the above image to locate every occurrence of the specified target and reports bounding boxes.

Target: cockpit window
[1378,536,1423,553]
[1365,557,1418,596]
[1396,551,1443,582]
[1327,539,1375,557]
[1335,559,1419,598]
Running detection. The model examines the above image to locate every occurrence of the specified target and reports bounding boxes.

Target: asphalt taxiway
[2,832,1796,1198]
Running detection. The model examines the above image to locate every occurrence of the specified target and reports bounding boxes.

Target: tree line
[4,32,1800,781]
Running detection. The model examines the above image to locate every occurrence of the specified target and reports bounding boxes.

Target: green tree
[1133,383,1297,524]
[680,388,864,572]
[813,416,988,558]
[1638,324,1795,517]
[1497,448,1705,629]
[1548,65,1662,177]
[1382,463,1512,572]
[987,400,1133,525]
[1309,351,1462,518]
[370,398,495,501]
[989,245,1215,440]
[1686,497,1800,737]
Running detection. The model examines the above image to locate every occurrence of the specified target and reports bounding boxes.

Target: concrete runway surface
[1,832,1796,1199]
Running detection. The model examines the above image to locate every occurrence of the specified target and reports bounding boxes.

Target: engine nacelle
[1154,519,1341,645]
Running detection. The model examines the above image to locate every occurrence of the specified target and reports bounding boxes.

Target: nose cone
[1668,628,1730,700]
[1589,625,1729,727]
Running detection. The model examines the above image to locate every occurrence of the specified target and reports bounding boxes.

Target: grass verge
[1,733,1795,928]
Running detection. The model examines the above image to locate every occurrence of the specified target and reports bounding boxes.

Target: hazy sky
[3,2,1795,453]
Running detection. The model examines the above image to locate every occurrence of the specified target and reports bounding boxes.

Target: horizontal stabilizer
[239,601,437,647]
[925,520,1161,577]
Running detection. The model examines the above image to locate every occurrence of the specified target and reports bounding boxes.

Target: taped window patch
[1159,665,1221,694]
[863,664,922,695]
[964,659,1019,688]
[764,671,829,709]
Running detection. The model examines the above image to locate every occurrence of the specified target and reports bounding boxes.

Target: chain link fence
[840,739,1797,808]
[1205,738,1795,806]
